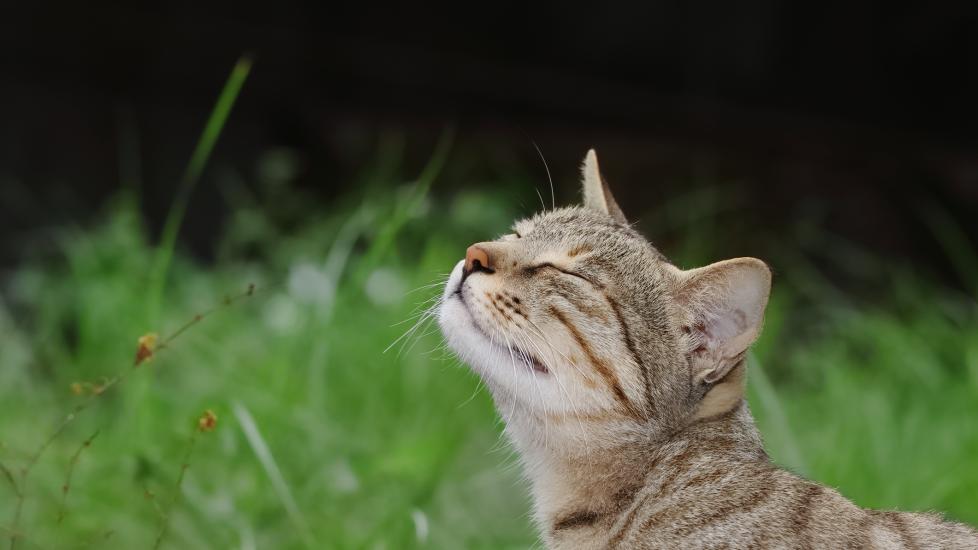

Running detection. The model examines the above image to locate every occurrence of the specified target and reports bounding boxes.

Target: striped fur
[437,151,978,548]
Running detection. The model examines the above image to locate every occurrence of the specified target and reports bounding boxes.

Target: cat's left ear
[671,258,772,386]
[581,149,627,223]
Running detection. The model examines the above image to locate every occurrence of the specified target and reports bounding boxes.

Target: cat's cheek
[438,298,483,363]
[437,299,506,383]
[436,297,465,346]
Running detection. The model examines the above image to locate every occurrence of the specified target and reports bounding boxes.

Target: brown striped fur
[437,150,978,548]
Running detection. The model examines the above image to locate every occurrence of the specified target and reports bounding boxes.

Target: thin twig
[0,461,18,497]
[77,528,114,549]
[153,429,200,549]
[156,283,257,354]
[143,485,166,524]
[0,526,45,550]
[57,429,100,524]
[7,284,260,550]
[8,492,24,550]
[1,461,24,550]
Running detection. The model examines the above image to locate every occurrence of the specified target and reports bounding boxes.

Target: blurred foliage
[0,145,977,549]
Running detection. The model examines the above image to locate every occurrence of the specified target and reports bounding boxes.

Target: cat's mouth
[452,289,549,375]
[483,335,549,375]
[504,345,549,374]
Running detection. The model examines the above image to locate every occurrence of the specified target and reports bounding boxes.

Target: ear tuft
[674,258,771,387]
[581,149,627,223]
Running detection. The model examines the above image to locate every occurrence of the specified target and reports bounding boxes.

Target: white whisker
[532,141,556,211]
[385,281,446,354]
[511,327,591,458]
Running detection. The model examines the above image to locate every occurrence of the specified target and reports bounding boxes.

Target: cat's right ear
[671,258,772,387]
[581,149,627,223]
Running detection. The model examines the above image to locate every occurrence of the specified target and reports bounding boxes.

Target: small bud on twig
[197,410,218,432]
[134,333,159,366]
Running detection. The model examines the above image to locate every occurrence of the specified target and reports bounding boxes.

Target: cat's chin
[439,260,550,378]
[438,291,549,376]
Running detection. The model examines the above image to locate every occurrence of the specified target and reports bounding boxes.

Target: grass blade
[920,201,978,298]
[355,127,454,279]
[747,353,809,476]
[232,401,313,548]
[148,54,253,321]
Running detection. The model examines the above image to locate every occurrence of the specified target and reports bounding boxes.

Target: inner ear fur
[673,257,772,388]
[580,149,627,223]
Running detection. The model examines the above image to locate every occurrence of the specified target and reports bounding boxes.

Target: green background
[1,77,976,548]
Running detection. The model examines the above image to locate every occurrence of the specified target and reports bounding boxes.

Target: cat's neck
[516,400,768,543]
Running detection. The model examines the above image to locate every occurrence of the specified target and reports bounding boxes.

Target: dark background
[2,2,977,279]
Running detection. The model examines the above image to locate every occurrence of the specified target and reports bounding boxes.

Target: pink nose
[464,244,492,274]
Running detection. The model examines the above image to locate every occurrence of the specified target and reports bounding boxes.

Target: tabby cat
[437,150,978,549]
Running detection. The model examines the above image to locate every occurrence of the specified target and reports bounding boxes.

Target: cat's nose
[464,244,494,275]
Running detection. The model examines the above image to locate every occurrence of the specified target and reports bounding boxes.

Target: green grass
[1,170,976,548]
[0,67,976,547]
[0,181,535,549]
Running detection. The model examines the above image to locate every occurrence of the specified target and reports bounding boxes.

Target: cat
[437,150,978,549]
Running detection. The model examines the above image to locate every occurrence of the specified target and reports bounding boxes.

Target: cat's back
[603,463,978,549]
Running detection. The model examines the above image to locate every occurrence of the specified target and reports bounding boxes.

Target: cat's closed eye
[525,263,592,284]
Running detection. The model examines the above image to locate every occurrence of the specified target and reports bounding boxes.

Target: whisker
[455,346,488,410]
[534,187,547,213]
[389,298,441,327]
[522,316,591,382]
[404,279,449,296]
[386,310,433,354]
[511,327,590,456]
[402,323,441,356]
[532,140,556,211]
[509,332,551,449]
[385,292,444,354]
[497,329,524,423]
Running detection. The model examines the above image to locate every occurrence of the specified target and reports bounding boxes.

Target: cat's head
[438,150,771,450]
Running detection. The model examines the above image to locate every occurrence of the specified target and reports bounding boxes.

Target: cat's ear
[672,258,771,386]
[581,149,627,223]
